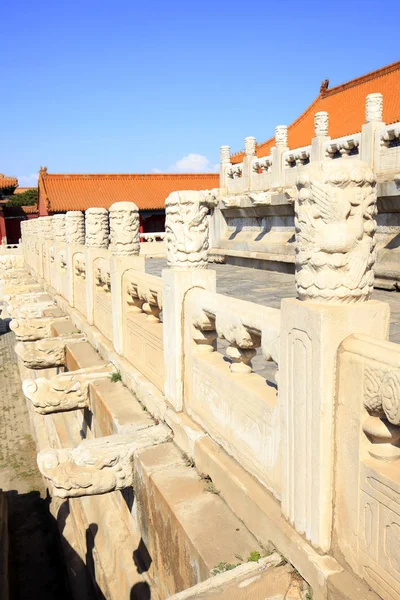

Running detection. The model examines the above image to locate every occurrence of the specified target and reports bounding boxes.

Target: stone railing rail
[125,270,163,323]
[323,133,361,159]
[183,286,281,494]
[186,288,280,368]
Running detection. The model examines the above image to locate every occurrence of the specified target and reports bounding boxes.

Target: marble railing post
[219,145,231,190]
[52,215,66,295]
[30,219,39,275]
[279,159,390,552]
[84,208,109,325]
[109,201,145,354]
[20,221,29,269]
[39,216,53,282]
[65,211,85,307]
[271,125,288,187]
[311,111,330,162]
[162,190,216,411]
[243,136,256,191]
[361,92,384,169]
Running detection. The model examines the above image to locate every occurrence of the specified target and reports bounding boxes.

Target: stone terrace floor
[146,258,400,347]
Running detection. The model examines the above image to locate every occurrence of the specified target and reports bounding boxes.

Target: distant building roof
[14,187,36,194]
[38,168,219,213]
[0,174,18,190]
[231,60,400,163]
[21,205,38,214]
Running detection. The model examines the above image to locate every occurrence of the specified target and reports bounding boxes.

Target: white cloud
[153,153,219,174]
[17,173,38,187]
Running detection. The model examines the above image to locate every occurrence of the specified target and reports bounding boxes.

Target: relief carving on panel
[95,265,111,292]
[74,256,86,279]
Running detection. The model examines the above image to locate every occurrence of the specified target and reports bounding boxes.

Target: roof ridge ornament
[320,79,329,96]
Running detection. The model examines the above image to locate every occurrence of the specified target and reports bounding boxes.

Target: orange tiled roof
[14,187,36,194]
[0,174,18,190]
[39,170,220,212]
[231,60,400,163]
[21,205,38,214]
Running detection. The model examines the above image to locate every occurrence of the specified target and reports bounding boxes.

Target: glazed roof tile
[0,174,18,190]
[231,60,400,163]
[39,172,219,212]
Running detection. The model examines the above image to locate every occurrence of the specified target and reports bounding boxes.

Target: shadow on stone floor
[6,489,73,600]
[6,488,154,600]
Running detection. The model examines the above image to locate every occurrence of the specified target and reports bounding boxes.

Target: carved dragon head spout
[37,426,171,497]
[37,436,136,497]
[15,334,86,369]
[295,159,377,304]
[22,366,114,414]
[165,190,210,269]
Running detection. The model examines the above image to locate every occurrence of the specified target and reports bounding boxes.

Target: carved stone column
[85,208,109,248]
[220,145,231,189]
[65,211,85,244]
[361,92,384,168]
[52,214,66,242]
[109,202,140,256]
[311,111,331,161]
[271,125,288,187]
[42,216,53,241]
[365,92,383,123]
[280,159,390,552]
[108,201,143,354]
[64,211,85,306]
[163,190,216,411]
[84,208,109,327]
[243,136,257,191]
[314,111,329,137]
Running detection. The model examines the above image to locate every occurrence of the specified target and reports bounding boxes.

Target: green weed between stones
[110,371,122,383]
[212,549,271,576]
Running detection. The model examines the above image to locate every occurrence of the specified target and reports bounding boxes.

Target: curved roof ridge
[325,59,400,97]
[41,172,218,179]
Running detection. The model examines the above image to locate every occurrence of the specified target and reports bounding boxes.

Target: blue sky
[1,0,399,186]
